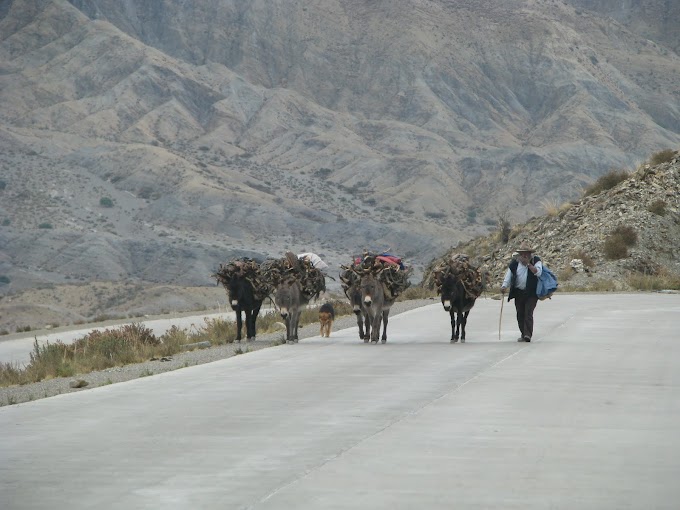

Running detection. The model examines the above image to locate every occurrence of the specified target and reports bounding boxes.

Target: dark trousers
[514,291,538,339]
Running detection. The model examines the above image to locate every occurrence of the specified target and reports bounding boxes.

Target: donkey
[342,274,371,341]
[360,272,394,344]
[225,277,263,342]
[275,279,309,343]
[439,273,477,343]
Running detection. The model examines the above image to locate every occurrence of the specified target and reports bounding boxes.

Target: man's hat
[517,241,534,253]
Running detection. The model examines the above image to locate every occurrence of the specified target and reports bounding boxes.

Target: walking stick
[498,293,504,341]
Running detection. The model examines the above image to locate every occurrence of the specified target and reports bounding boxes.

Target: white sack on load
[297,252,328,270]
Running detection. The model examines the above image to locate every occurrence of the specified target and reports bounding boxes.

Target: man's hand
[500,287,506,295]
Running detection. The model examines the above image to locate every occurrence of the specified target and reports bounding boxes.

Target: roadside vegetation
[0,300,355,387]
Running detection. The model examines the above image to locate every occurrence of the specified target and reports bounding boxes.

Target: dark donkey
[275,278,309,343]
[214,259,265,342]
[432,254,484,343]
[438,273,477,343]
[340,266,370,341]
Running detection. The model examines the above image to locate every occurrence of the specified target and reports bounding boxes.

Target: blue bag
[536,265,558,300]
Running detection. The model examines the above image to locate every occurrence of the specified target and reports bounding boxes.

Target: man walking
[501,242,543,342]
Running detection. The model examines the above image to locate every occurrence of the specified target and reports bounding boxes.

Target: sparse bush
[603,236,628,260]
[612,225,637,246]
[38,222,53,229]
[648,199,667,216]
[425,212,446,219]
[498,217,511,244]
[99,197,114,208]
[649,149,676,166]
[0,179,6,190]
[603,225,637,260]
[540,199,559,216]
[0,275,10,285]
[2,219,11,226]
[583,169,629,197]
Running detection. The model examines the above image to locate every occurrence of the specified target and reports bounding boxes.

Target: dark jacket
[507,255,541,301]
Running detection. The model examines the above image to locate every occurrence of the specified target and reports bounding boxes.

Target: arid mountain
[1,0,680,326]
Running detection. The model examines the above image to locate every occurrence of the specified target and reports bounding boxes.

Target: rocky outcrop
[428,152,680,290]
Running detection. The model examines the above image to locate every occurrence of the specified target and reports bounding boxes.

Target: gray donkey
[360,272,394,344]
[275,279,309,343]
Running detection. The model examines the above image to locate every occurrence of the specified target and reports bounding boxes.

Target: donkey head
[439,273,465,312]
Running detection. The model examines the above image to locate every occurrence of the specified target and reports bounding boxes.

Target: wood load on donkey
[261,252,326,343]
[212,257,269,342]
[426,254,485,343]
[346,251,412,344]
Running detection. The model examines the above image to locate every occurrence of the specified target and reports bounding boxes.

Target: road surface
[1,293,679,509]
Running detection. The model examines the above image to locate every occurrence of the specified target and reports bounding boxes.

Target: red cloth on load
[377,255,401,266]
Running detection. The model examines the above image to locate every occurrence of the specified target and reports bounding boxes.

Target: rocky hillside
[1,0,680,326]
[425,150,680,291]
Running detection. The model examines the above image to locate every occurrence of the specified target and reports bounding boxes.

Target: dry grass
[583,169,630,197]
[0,300,357,387]
[648,149,676,166]
[627,273,680,291]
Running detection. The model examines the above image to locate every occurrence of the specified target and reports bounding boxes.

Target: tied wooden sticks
[346,253,412,299]
[260,252,326,301]
[428,253,484,300]
[212,257,270,300]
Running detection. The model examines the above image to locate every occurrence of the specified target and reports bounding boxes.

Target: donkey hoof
[460,338,466,343]
[381,339,386,344]
[451,338,458,343]
[363,338,370,343]
[286,340,294,344]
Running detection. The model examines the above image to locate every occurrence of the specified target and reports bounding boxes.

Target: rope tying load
[260,251,326,301]
[212,257,270,301]
[428,253,484,299]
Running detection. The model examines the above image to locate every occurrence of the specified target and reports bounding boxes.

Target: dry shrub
[649,149,676,166]
[648,199,667,216]
[541,199,559,217]
[611,225,637,246]
[397,286,437,301]
[583,169,629,197]
[603,236,629,260]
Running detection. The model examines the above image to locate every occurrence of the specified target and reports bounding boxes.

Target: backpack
[536,264,558,300]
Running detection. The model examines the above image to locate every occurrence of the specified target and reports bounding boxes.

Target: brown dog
[319,302,335,337]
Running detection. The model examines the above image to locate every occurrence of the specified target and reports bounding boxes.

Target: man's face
[518,251,531,264]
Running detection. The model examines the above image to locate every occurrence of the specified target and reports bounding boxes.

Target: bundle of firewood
[339,263,360,293]
[428,253,484,299]
[260,252,326,301]
[212,257,270,300]
[351,253,412,299]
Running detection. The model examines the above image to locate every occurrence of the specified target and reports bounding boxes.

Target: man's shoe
[517,336,525,342]
[523,336,531,342]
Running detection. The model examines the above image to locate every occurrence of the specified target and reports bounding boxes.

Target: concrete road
[1,293,679,509]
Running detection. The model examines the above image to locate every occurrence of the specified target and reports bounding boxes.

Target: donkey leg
[235,309,243,342]
[460,311,469,343]
[363,313,371,342]
[381,311,389,343]
[244,309,253,342]
[356,312,365,340]
[450,311,458,343]
[372,315,382,343]
[293,311,301,343]
[285,316,294,344]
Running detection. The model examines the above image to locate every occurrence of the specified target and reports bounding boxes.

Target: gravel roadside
[0,299,436,407]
